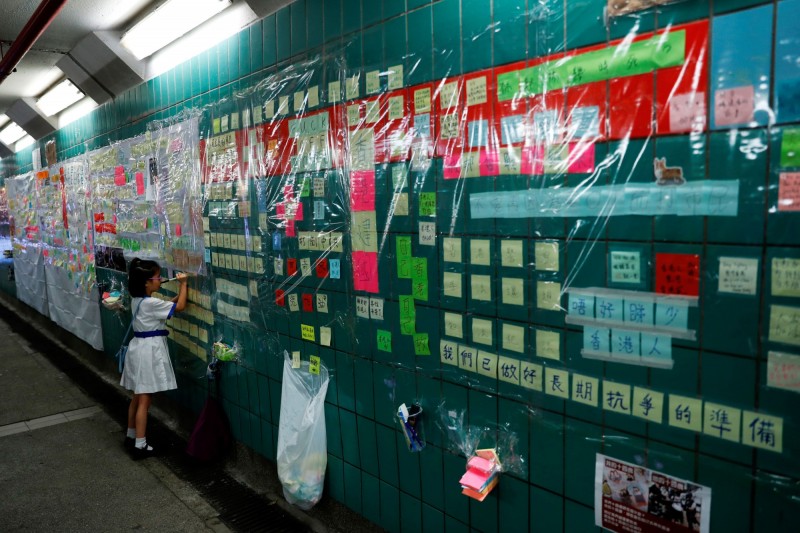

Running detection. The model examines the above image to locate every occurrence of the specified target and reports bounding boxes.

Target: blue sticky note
[414,114,431,137]
[314,200,325,220]
[640,333,672,361]
[569,292,595,318]
[596,296,623,322]
[624,298,653,326]
[500,115,525,145]
[329,259,341,279]
[273,232,281,250]
[571,106,599,138]
[584,327,610,353]
[611,329,640,357]
[655,300,689,330]
[468,120,489,148]
[534,110,559,141]
[204,248,211,263]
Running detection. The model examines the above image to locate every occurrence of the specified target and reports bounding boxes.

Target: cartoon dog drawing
[653,157,685,186]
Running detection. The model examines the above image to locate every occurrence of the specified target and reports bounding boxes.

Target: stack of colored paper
[459,449,501,502]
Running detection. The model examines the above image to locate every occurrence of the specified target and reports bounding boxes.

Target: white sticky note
[443,237,462,263]
[466,76,487,107]
[308,86,319,107]
[536,281,562,311]
[470,239,491,266]
[440,81,458,109]
[502,278,524,306]
[535,241,559,271]
[388,64,404,90]
[419,222,436,246]
[472,318,493,346]
[279,96,289,115]
[316,293,328,313]
[536,329,560,360]
[718,256,759,295]
[501,240,524,267]
[292,351,301,368]
[356,296,370,319]
[300,257,312,277]
[320,326,332,347]
[476,351,498,379]
[369,297,384,320]
[444,312,463,339]
[441,340,458,366]
[502,323,525,354]
[443,272,462,298]
[767,351,800,393]
[294,91,305,112]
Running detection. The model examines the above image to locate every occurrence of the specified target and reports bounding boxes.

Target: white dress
[120,297,178,394]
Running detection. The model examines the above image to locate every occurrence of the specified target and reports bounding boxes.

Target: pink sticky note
[568,142,595,173]
[779,172,800,211]
[350,170,376,211]
[294,202,304,221]
[669,92,706,132]
[352,251,379,293]
[276,203,286,218]
[283,185,295,201]
[175,224,182,236]
[443,153,461,179]
[714,85,754,126]
[479,150,499,176]
[285,219,296,237]
[114,166,126,186]
[135,172,145,195]
[520,146,545,175]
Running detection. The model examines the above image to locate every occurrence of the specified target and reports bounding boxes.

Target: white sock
[126,428,136,438]
[134,437,152,450]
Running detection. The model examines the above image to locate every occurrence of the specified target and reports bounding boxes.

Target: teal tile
[461,0,492,72]
[564,500,599,532]
[528,0,565,57]
[340,409,361,467]
[342,0,361,36]
[354,357,375,417]
[499,476,529,531]
[344,461,363,513]
[336,353,356,411]
[276,7,291,62]
[397,431,422,497]
[363,0,382,27]
[327,455,346,503]
[420,445,444,510]
[324,0,342,42]
[433,0,461,79]
[653,135,706,243]
[566,0,606,50]
[530,410,564,493]
[307,0,324,50]
[261,419,274,459]
[657,0,710,26]
[493,0,526,66]
[400,491,422,533]
[383,15,406,72]
[362,472,381,525]
[217,39,231,86]
[753,468,800,532]
[357,416,379,476]
[698,456,752,532]
[530,486,563,532]
[442,452,469,523]
[384,0,404,19]
[605,139,653,241]
[714,0,769,14]
[291,1,307,56]
[422,504,444,532]
[408,0,427,9]
[325,402,343,457]
[379,481,401,532]
[470,485,498,530]
[444,516,468,533]
[564,420,603,507]
[363,25,383,71]
[268,378,282,425]
[238,408,251,446]
[248,21,263,73]
[263,14,277,66]
[609,9,655,40]
[377,422,399,485]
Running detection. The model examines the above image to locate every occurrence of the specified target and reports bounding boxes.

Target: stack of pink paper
[459,449,501,502]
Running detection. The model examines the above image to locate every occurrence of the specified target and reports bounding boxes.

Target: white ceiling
[0,0,157,115]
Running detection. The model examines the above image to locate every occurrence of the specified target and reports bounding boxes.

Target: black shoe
[132,444,157,460]
[124,436,135,450]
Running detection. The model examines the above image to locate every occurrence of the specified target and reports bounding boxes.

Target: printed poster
[595,454,711,533]
[608,0,678,16]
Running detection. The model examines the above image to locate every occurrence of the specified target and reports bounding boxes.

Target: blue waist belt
[134,330,169,338]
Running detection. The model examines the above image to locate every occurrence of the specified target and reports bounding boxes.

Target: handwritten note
[414,88,431,114]
[502,323,525,353]
[472,318,493,346]
[603,381,631,415]
[718,256,758,295]
[356,296,369,319]
[353,251,379,293]
[536,329,560,360]
[477,351,498,378]
[346,76,359,100]
[537,281,562,311]
[741,411,783,453]
[413,333,430,355]
[301,324,316,342]
[778,172,800,211]
[772,258,800,297]
[632,387,664,423]
[444,312,463,338]
[656,253,699,296]
[535,241,559,271]
[471,275,492,302]
[769,305,800,346]
[419,222,436,246]
[466,76,487,107]
[703,402,741,443]
[610,250,641,285]
[351,211,377,252]
[419,192,436,217]
[572,374,599,407]
[320,327,332,347]
[670,92,706,132]
[470,239,491,266]
[715,85,754,126]
[388,64,404,90]
[309,355,321,375]
[441,340,458,366]
[388,95,404,120]
[440,114,459,139]
[440,81,458,109]
[366,70,380,94]
[443,238,462,263]
[544,368,569,399]
[369,297,384,320]
[443,272,462,298]
[668,395,703,432]
[377,329,392,352]
[350,170,376,211]
[328,81,341,103]
[767,351,800,393]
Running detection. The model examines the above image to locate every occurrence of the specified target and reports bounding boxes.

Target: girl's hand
[176,272,189,284]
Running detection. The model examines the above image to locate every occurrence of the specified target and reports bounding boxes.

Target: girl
[121,258,188,459]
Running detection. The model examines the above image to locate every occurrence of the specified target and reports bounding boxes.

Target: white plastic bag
[277,353,329,510]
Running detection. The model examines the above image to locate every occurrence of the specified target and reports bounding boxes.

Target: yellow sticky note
[772,257,800,297]
[535,241,560,271]
[466,76,487,107]
[668,395,703,432]
[300,257,312,277]
[472,318,493,346]
[536,329,560,360]
[279,96,289,115]
[603,381,632,415]
[519,361,543,391]
[544,367,570,399]
[351,211,378,252]
[537,281,562,311]
[440,340,458,366]
[741,410,783,453]
[440,113,459,139]
[502,278,525,306]
[347,104,361,126]
[443,272,462,298]
[328,80,341,103]
[309,355,321,375]
[294,91,305,112]
[631,387,664,424]
[502,323,525,354]
[769,305,800,346]
[443,238,462,263]
[500,240,524,267]
[237,234,246,250]
[393,192,409,216]
[498,356,521,385]
[212,118,221,134]
[388,64,404,90]
[292,350,301,369]
[388,95,404,120]
[414,87,431,114]
[365,100,380,124]
[571,374,599,406]
[444,312,463,338]
[366,70,380,94]
[301,324,315,342]
[476,350,498,379]
[458,345,477,372]
[320,326,332,347]
[470,239,491,266]
[265,100,276,119]
[440,81,458,109]
[470,275,492,302]
[703,403,741,443]
[346,75,359,100]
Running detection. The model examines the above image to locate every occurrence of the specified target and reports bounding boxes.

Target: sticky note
[714,85,755,126]
[498,356,520,384]
[767,351,800,393]
[393,193,409,216]
[568,292,594,318]
[388,95,404,120]
[287,294,299,312]
[346,76,359,100]
[442,238,462,264]
[300,258,312,277]
[716,256,759,296]
[515,361,540,391]
[230,112,239,129]
[377,330,392,352]
[471,275,492,302]
[772,258,800,297]
[536,329,560,360]
[387,64,404,90]
[443,272,462,298]
[413,333,431,355]
[135,172,145,195]
[369,297,384,320]
[347,104,361,126]
[292,351,301,369]
[655,300,689,330]
[583,326,610,354]
[640,333,672,361]
[501,323,525,354]
[329,259,340,279]
[632,387,664,423]
[655,253,700,296]
[350,169,376,211]
[279,96,289,115]
[476,351,498,378]
[355,296,370,318]
[472,318,493,346]
[309,355,321,375]
[365,100,380,123]
[212,118,221,134]
[500,240,524,268]
[441,340,458,365]
[419,192,436,217]
[302,293,314,312]
[769,305,800,346]
[703,403,741,443]
[351,211,377,252]
[444,312,463,339]
[440,114,459,139]
[669,92,706,132]
[308,86,319,107]
[501,278,524,306]
[624,299,653,326]
[536,281,561,311]
[470,239,491,266]
[741,411,783,453]
[466,76,487,107]
[414,87,431,114]
[440,81,458,109]
[571,374,599,406]
[668,395,703,432]
[316,294,328,313]
[366,70,380,94]
[328,81,341,103]
[611,329,641,357]
[535,241,559,271]
[544,368,569,399]
[352,251,379,293]
[301,324,315,342]
[417,221,435,246]
[610,250,641,285]
[458,345,477,372]
[603,381,631,414]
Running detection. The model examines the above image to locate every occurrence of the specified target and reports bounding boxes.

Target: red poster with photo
[655,253,700,296]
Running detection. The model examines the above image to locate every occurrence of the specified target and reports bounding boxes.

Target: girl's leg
[127,395,139,431]
[134,393,151,439]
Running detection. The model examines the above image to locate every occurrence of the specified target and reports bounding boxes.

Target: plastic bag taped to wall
[277,351,330,510]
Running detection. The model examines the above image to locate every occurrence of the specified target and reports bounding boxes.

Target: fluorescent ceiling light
[15,135,35,152]
[121,0,232,60]
[59,97,99,129]
[37,79,85,117]
[0,122,26,146]
[0,115,8,128]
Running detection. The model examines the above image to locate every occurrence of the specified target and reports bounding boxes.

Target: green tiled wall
[4,1,800,532]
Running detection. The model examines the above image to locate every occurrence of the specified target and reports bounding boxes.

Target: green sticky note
[413,333,430,355]
[397,235,412,257]
[419,192,436,217]
[213,118,221,134]
[781,127,800,167]
[300,177,311,198]
[497,70,521,102]
[412,279,428,301]
[411,257,428,301]
[400,318,416,336]
[397,236,412,278]
[399,295,416,319]
[377,329,392,352]
[309,355,320,375]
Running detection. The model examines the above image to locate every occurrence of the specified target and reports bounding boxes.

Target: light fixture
[121,0,232,60]
[0,115,8,128]
[0,122,26,146]
[59,97,99,128]
[15,135,35,152]
[37,79,85,117]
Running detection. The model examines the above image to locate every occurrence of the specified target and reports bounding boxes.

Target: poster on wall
[607,0,679,16]
[595,454,711,533]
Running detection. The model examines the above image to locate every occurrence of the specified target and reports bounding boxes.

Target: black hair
[128,258,160,297]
